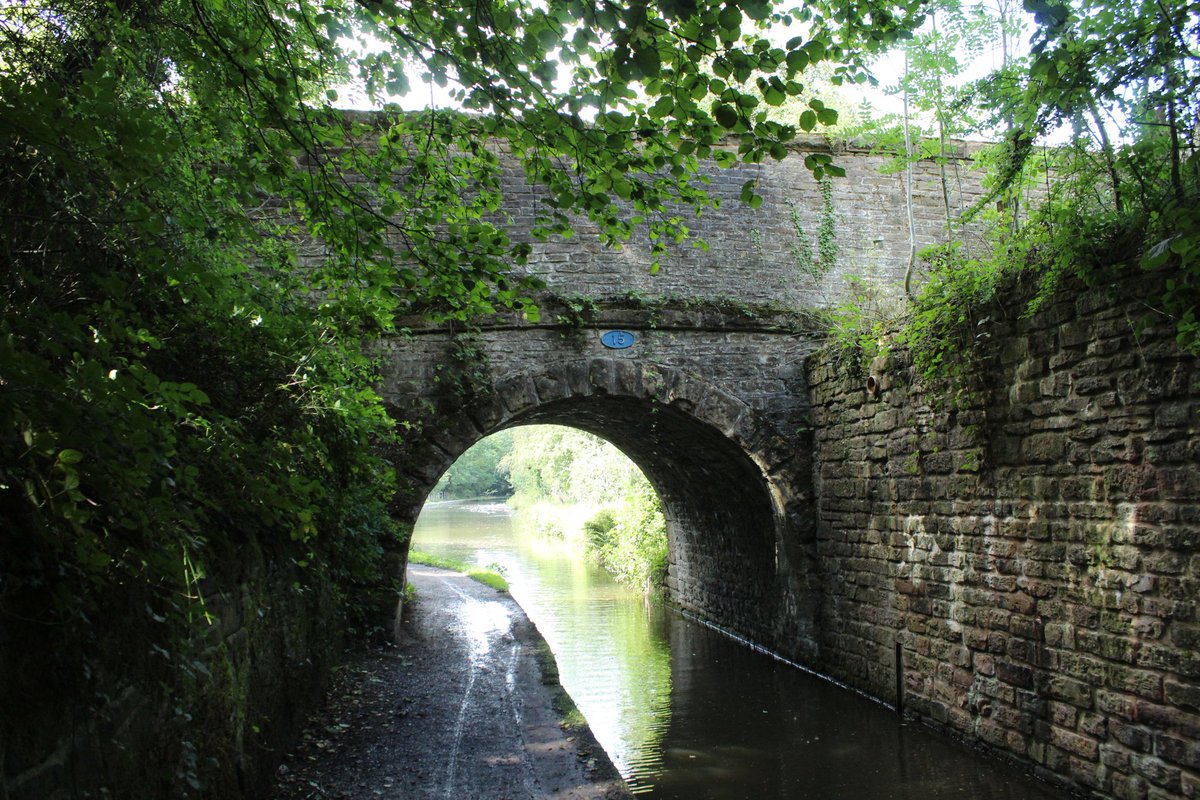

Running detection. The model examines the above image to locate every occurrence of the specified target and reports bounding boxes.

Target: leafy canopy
[0,0,928,726]
[965,0,1200,353]
[830,0,1200,381]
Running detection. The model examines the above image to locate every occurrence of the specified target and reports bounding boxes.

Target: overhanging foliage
[0,0,928,788]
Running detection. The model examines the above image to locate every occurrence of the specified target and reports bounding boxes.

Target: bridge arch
[390,356,819,656]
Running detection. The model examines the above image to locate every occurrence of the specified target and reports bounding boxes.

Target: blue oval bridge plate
[600,330,636,350]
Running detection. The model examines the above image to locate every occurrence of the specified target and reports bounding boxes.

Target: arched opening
[408,423,677,788]
[384,357,819,654]
[501,397,780,633]
[421,425,669,589]
[388,355,823,793]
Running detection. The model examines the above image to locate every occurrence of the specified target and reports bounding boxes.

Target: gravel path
[266,564,631,800]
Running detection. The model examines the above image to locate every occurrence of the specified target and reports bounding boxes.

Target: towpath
[267,564,630,800]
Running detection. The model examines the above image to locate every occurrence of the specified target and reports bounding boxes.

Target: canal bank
[266,564,630,800]
[409,499,1077,800]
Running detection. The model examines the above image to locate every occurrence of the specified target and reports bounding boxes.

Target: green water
[412,499,1071,800]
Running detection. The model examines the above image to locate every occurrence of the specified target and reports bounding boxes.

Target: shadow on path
[266,564,630,800]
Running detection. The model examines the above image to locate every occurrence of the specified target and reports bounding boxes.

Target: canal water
[412,499,1069,800]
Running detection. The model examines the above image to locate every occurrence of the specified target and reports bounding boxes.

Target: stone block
[1135,700,1200,738]
[1010,380,1042,405]
[695,387,748,436]
[1113,720,1154,751]
[1076,374,1117,395]
[1155,733,1200,770]
[1022,433,1067,463]
[1131,754,1182,791]
[1183,769,1200,799]
[495,372,540,412]
[1081,711,1109,739]
[1112,771,1151,800]
[1045,675,1095,708]
[996,661,1034,688]
[1165,679,1200,712]
[1051,726,1100,761]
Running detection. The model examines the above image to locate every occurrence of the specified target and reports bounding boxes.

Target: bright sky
[336,3,1037,141]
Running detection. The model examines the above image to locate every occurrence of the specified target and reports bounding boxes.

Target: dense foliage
[0,5,402,640]
[0,0,927,789]
[0,0,927,622]
[432,430,515,499]
[503,426,669,590]
[829,0,1200,386]
[582,482,671,590]
[982,0,1200,346]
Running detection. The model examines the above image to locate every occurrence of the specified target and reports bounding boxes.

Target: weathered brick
[1135,701,1200,738]
[1155,733,1200,770]
[1131,754,1181,791]
[1113,720,1154,751]
[1023,433,1068,463]
[1182,769,1200,799]
[1112,770,1150,800]
[997,661,1034,688]
[1045,675,1095,708]
[1106,665,1164,701]
[1051,726,1100,760]
[1049,701,1079,728]
[1165,679,1200,711]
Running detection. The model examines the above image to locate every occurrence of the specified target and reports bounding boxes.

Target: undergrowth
[826,138,1200,397]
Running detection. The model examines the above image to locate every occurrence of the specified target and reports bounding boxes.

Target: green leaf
[714,103,740,129]
[713,149,737,167]
[741,0,771,21]
[650,95,675,118]
[786,49,809,75]
[799,109,817,131]
[635,45,662,77]
[719,5,742,32]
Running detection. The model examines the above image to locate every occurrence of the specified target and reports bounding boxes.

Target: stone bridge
[375,138,1200,800]
[376,137,989,653]
[380,302,826,652]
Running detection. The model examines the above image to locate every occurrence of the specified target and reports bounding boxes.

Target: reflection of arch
[390,357,818,657]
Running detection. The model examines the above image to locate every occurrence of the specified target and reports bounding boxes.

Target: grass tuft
[408,550,509,593]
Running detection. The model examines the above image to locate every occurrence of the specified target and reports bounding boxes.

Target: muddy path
[266,564,631,800]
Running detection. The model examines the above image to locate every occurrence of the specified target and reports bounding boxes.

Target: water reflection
[412,500,1068,800]
[413,500,673,788]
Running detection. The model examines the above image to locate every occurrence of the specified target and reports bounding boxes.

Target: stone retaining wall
[806,276,1200,799]
[1,544,342,800]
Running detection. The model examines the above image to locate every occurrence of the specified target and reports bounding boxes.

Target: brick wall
[493,137,991,308]
[806,275,1200,799]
